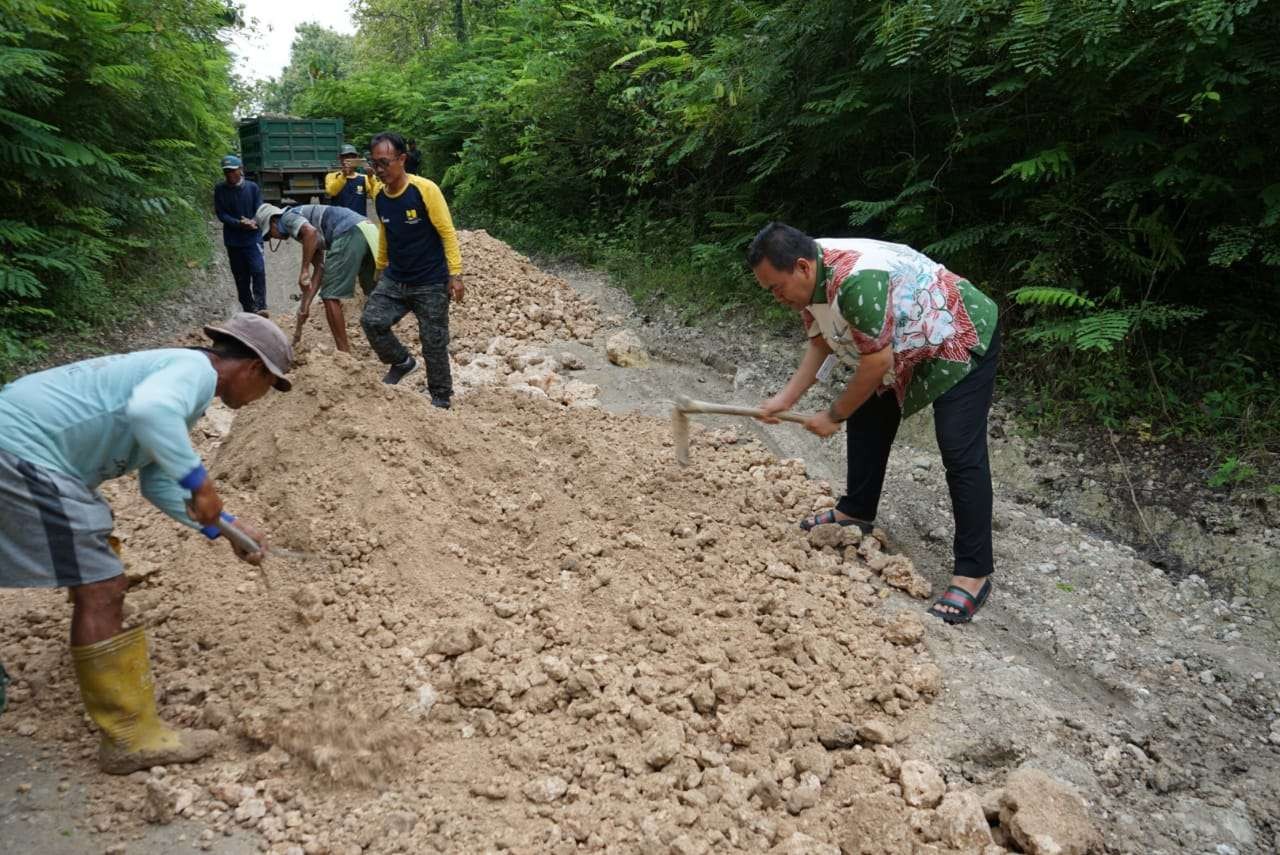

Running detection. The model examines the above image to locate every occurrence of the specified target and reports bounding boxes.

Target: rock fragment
[786,772,822,814]
[857,719,897,745]
[643,721,683,769]
[605,330,649,367]
[899,760,945,808]
[884,612,925,645]
[838,793,912,853]
[209,782,252,806]
[817,720,859,750]
[469,780,509,800]
[522,776,568,803]
[234,798,267,825]
[936,790,995,848]
[871,554,933,599]
[689,681,716,713]
[141,777,176,825]
[999,767,1100,855]
[430,625,481,656]
[772,832,840,855]
[765,563,798,581]
[793,744,834,782]
[807,523,850,549]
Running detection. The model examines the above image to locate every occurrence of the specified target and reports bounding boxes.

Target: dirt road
[1,225,1277,854]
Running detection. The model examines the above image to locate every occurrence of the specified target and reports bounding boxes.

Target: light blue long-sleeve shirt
[0,349,218,528]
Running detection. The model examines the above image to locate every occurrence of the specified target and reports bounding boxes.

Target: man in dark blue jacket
[213,155,268,315]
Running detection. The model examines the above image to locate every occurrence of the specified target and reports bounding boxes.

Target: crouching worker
[255,202,378,352]
[0,313,294,773]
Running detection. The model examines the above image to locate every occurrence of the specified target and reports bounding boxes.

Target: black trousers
[226,244,266,313]
[835,325,1002,579]
[360,278,453,400]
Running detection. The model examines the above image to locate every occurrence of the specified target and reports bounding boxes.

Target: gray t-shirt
[279,204,364,250]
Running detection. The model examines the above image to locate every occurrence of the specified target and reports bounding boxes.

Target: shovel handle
[209,515,274,588]
[217,518,264,556]
[677,399,815,425]
[200,513,262,554]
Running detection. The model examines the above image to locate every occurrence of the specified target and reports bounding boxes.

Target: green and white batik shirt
[803,238,999,418]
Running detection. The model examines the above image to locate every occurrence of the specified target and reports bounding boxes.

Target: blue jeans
[226,244,266,312]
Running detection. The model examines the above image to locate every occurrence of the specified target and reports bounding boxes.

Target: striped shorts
[0,449,123,588]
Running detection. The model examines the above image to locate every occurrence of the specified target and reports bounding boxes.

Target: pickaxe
[671,395,817,465]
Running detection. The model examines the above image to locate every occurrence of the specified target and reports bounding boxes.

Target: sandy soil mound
[124,354,952,852]
[449,229,599,349]
[0,231,1085,854]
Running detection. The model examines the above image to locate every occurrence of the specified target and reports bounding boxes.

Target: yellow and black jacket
[372,175,462,285]
[324,171,382,217]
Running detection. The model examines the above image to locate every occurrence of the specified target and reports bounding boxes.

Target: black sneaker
[382,356,417,385]
[429,396,451,409]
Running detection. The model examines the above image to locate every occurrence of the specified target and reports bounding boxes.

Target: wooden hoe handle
[674,396,816,425]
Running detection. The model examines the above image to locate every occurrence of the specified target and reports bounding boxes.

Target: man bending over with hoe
[0,313,293,773]
[749,223,1001,625]
[255,202,379,352]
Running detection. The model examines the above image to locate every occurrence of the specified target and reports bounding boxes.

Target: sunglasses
[370,156,402,169]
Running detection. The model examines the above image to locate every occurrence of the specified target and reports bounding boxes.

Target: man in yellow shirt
[324,144,381,217]
[360,132,463,409]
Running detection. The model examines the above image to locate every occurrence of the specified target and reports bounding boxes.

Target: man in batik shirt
[749,222,1001,624]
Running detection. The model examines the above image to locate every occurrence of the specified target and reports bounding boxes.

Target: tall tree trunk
[453,0,467,43]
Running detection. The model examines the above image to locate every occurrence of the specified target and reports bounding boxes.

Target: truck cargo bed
[238,116,344,204]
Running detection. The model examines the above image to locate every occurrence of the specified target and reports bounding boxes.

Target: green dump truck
[238,116,344,204]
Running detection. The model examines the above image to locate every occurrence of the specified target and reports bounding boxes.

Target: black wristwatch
[827,402,849,423]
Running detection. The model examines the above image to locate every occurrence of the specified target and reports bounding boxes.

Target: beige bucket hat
[253,203,285,240]
[203,313,294,391]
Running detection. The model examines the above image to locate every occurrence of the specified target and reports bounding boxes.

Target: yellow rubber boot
[71,626,220,775]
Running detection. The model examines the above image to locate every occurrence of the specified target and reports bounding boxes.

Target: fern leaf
[1019,318,1078,347]
[995,145,1073,183]
[1074,310,1132,352]
[0,220,44,247]
[1009,286,1094,309]
[1207,225,1255,267]
[924,224,1003,257]
[0,264,44,298]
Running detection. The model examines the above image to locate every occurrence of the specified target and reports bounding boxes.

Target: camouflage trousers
[360,277,452,400]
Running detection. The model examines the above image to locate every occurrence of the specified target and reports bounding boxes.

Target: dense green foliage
[0,0,238,373]
[287,0,1277,460]
[7,0,1271,463]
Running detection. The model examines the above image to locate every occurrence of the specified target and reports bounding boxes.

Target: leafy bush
[292,0,1280,456]
[1209,456,1259,489]
[0,0,237,375]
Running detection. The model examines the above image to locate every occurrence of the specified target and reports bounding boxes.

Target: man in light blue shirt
[0,313,293,774]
